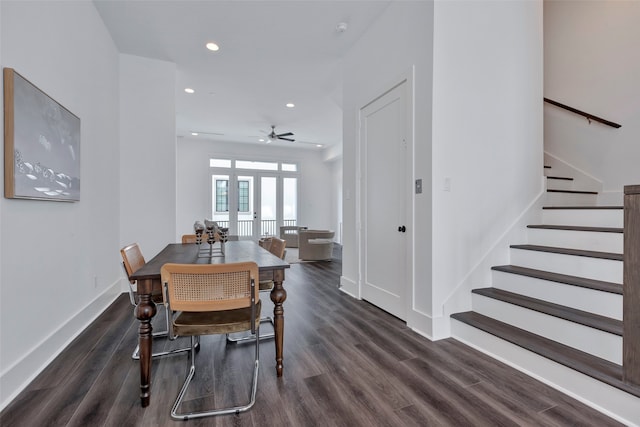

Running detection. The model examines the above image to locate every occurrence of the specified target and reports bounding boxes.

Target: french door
[211,172,297,240]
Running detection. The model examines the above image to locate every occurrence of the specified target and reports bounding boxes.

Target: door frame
[356,68,415,320]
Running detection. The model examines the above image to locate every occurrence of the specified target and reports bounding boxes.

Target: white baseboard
[0,281,123,411]
[339,275,359,299]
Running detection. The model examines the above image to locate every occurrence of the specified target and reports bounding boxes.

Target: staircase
[450,165,640,425]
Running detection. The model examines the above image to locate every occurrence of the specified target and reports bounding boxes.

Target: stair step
[545,190,598,207]
[510,244,622,283]
[472,288,622,335]
[547,189,598,195]
[526,225,623,252]
[541,206,623,228]
[510,244,622,261]
[527,224,622,233]
[491,265,622,294]
[546,176,573,181]
[544,165,551,168]
[542,206,623,210]
[450,311,640,398]
[491,265,622,320]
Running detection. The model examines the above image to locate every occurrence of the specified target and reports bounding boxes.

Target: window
[215,180,229,212]
[215,179,251,213]
[238,180,250,212]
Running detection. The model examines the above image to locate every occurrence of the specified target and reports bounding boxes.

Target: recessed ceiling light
[191,132,199,136]
[316,144,323,148]
[286,103,295,108]
[258,138,265,142]
[184,88,195,94]
[206,42,220,51]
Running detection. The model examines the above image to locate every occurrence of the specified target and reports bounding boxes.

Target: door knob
[398,225,406,233]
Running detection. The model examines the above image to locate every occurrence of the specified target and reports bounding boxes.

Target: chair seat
[173,301,262,336]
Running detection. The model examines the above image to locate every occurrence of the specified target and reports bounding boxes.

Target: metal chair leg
[171,328,260,420]
[225,316,274,343]
[131,305,197,360]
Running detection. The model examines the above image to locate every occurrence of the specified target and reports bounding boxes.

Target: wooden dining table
[129,240,290,407]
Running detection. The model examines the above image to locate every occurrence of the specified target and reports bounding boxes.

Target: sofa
[298,230,335,261]
[279,225,307,248]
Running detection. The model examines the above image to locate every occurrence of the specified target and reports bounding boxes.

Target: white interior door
[360,81,409,320]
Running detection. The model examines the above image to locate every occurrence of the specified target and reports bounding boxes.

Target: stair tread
[527,224,623,233]
[547,189,598,194]
[510,244,623,261]
[546,176,574,181]
[543,205,623,210]
[492,265,622,294]
[472,287,622,335]
[451,311,640,398]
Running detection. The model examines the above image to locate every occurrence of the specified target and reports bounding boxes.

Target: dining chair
[227,237,286,343]
[120,243,193,360]
[181,234,198,243]
[161,262,261,420]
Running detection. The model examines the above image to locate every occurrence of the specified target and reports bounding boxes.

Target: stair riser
[509,249,622,283]
[491,271,622,320]
[546,178,574,191]
[471,294,622,364]
[526,228,623,253]
[450,320,640,426]
[545,192,598,206]
[542,209,623,228]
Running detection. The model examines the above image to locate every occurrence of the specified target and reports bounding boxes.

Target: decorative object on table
[3,68,80,201]
[193,219,229,257]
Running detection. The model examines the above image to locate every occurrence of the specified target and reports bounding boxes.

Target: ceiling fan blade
[278,137,295,142]
[277,132,294,137]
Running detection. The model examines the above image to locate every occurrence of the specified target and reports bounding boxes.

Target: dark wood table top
[130,240,290,281]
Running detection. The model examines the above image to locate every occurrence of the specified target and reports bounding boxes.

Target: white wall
[0,1,120,408]
[544,0,640,195]
[176,139,335,238]
[118,54,177,258]
[342,1,434,332]
[431,0,543,337]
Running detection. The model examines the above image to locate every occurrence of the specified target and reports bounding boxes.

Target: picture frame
[4,68,80,201]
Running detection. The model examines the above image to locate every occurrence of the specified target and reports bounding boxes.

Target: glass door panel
[236,175,255,240]
[283,177,297,227]
[260,176,277,237]
[211,174,230,229]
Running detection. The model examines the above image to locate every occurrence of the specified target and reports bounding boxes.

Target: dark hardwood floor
[1,246,623,426]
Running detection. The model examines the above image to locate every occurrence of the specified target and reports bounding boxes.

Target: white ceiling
[93,0,392,150]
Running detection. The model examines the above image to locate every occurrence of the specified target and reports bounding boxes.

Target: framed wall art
[4,68,80,201]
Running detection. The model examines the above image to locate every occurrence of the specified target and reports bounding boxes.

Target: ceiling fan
[266,125,295,142]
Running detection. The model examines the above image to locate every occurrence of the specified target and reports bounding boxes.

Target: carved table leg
[135,279,157,407]
[270,269,287,376]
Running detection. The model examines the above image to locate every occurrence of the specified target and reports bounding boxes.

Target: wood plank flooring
[1,246,623,426]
